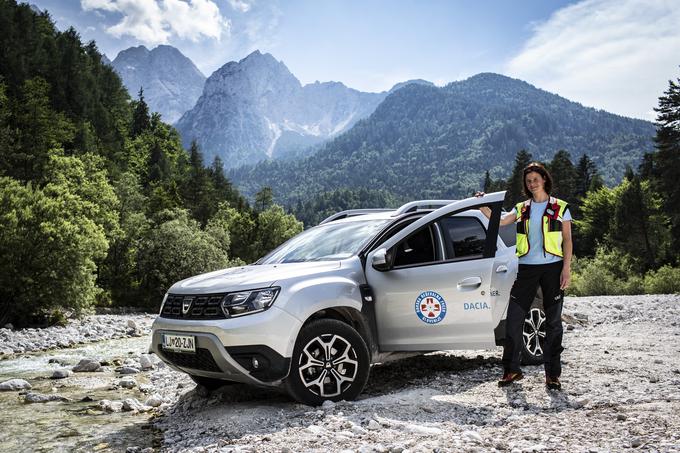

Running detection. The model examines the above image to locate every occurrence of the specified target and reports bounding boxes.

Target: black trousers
[502,261,564,377]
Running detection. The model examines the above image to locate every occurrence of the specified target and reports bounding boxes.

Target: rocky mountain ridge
[232,73,655,204]
[176,50,388,167]
[112,45,206,124]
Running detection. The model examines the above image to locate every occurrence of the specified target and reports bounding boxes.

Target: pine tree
[131,87,150,138]
[548,150,578,211]
[608,174,669,271]
[255,186,274,212]
[483,170,492,193]
[575,153,602,199]
[183,140,213,224]
[505,149,533,209]
[651,72,680,259]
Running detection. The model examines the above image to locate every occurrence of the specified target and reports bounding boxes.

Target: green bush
[0,175,109,326]
[136,209,237,309]
[569,248,644,296]
[643,266,680,294]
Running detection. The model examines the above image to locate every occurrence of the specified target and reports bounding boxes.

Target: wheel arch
[304,306,377,361]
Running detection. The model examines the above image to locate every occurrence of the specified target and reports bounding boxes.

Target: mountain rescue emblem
[415,291,447,324]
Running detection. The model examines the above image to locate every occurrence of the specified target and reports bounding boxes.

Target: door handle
[496,265,508,273]
[457,276,482,289]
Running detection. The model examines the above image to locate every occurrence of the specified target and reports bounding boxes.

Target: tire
[190,375,234,390]
[285,319,370,406]
[521,297,546,366]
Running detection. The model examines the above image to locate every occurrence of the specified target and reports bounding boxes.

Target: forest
[0,0,302,326]
[1,0,678,327]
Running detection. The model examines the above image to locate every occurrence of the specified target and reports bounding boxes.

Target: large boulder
[72,358,102,372]
[0,379,32,391]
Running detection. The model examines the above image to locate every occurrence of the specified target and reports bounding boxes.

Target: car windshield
[259,219,391,264]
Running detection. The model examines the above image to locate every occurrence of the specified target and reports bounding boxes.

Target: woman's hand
[560,266,571,290]
[475,192,492,218]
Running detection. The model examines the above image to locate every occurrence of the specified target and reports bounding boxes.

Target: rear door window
[439,216,487,260]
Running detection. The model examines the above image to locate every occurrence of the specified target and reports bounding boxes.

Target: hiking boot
[546,376,562,390]
[498,371,523,387]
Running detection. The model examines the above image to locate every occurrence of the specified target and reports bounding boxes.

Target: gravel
[1,295,679,452]
[148,294,680,452]
[0,314,154,357]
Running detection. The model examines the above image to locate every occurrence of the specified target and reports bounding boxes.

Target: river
[0,336,158,452]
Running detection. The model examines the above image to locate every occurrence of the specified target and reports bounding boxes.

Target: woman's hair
[523,162,553,198]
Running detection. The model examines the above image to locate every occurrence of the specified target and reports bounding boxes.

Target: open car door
[364,191,505,351]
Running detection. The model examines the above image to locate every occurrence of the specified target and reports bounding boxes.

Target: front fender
[276,276,364,357]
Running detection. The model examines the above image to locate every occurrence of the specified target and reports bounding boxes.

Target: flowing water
[0,336,158,452]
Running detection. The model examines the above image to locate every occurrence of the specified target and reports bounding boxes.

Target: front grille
[161,347,221,372]
[160,294,227,319]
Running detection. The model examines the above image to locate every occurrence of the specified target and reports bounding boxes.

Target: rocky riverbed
[1,295,679,452]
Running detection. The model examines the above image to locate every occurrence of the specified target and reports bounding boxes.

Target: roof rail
[393,200,458,216]
[319,209,394,225]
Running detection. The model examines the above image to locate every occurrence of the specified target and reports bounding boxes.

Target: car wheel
[285,319,370,406]
[521,299,546,366]
[190,375,233,390]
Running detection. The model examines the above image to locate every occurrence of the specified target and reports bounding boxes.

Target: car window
[499,223,516,247]
[439,216,487,260]
[393,226,436,267]
[259,219,390,264]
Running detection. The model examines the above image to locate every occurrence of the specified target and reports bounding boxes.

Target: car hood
[169,261,342,294]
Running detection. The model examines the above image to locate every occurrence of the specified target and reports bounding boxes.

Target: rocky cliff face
[175,51,386,168]
[112,45,205,124]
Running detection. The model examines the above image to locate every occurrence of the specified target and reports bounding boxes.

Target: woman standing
[479,162,572,390]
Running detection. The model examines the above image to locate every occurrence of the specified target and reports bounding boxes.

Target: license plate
[162,334,196,353]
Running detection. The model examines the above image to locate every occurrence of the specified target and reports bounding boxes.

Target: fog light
[252,357,260,369]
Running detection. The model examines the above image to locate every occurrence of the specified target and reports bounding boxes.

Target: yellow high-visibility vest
[515,197,569,258]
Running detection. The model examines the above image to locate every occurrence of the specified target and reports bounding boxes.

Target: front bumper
[149,306,302,386]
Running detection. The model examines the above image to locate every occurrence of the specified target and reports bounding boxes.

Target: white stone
[118,366,140,375]
[139,355,154,370]
[306,425,325,435]
[406,424,442,436]
[367,420,381,430]
[50,369,72,379]
[0,379,32,391]
[120,377,137,389]
[23,392,70,403]
[122,398,148,412]
[100,399,124,413]
[462,430,483,443]
[145,394,164,407]
[72,359,102,372]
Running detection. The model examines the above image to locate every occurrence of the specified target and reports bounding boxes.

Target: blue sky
[31,0,680,120]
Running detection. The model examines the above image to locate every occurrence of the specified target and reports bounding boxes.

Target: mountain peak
[111,45,205,124]
[389,79,435,93]
[117,45,150,58]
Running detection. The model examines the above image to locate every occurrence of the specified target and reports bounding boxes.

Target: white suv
[150,192,546,405]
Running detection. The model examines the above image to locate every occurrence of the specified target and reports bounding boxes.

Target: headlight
[221,287,280,317]
[159,292,169,314]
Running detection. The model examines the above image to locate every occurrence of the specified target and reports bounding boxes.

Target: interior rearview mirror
[372,248,391,272]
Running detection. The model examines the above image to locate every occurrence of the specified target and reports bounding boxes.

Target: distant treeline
[0,0,301,326]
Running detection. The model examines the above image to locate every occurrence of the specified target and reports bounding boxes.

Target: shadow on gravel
[363,353,501,398]
[155,353,506,449]
[98,417,159,452]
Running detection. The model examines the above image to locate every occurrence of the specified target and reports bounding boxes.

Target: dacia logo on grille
[182,297,194,315]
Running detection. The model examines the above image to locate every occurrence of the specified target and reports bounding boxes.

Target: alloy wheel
[298,333,359,398]
[523,307,546,357]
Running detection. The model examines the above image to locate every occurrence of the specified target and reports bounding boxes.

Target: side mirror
[372,248,391,272]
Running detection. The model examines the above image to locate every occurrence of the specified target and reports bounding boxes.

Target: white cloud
[506,0,680,120]
[228,0,251,13]
[81,0,230,45]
